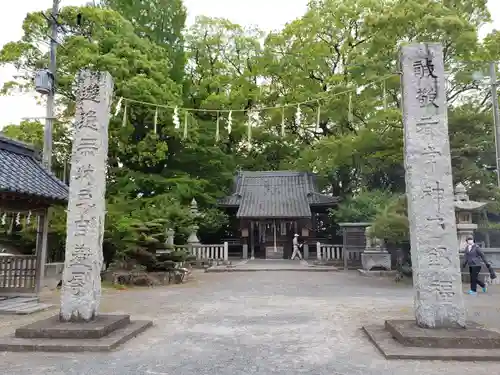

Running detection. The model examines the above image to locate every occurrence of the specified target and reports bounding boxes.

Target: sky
[0,0,499,128]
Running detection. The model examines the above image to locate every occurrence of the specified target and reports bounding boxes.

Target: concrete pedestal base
[361,252,391,271]
[357,269,397,278]
[363,319,500,361]
[0,314,152,352]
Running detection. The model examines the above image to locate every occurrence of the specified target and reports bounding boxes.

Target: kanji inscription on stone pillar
[400,43,466,328]
[60,70,113,322]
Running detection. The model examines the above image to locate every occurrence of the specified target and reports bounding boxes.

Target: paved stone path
[208,259,338,272]
[1,271,500,375]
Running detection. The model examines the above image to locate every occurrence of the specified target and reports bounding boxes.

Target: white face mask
[467,240,474,245]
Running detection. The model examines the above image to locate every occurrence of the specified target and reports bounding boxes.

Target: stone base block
[361,252,391,271]
[15,314,130,339]
[0,314,152,352]
[312,260,337,266]
[385,319,500,349]
[363,319,500,361]
[357,269,397,277]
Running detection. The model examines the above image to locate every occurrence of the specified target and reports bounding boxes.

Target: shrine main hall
[218,171,338,259]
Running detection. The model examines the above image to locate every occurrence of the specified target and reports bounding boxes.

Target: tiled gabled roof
[0,135,68,202]
[218,171,338,218]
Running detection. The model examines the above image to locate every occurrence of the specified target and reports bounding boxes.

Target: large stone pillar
[60,70,113,322]
[400,43,466,328]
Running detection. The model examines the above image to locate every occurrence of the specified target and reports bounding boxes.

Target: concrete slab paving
[0,297,53,315]
[0,271,499,374]
[206,259,339,272]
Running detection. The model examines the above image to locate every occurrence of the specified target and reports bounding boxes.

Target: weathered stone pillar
[60,70,113,322]
[400,43,466,328]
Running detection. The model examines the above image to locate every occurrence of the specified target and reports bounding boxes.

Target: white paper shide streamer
[316,103,321,133]
[215,112,220,142]
[173,106,180,129]
[348,93,353,122]
[183,112,188,139]
[295,105,301,127]
[226,110,232,134]
[281,108,285,137]
[114,97,123,116]
[153,108,158,134]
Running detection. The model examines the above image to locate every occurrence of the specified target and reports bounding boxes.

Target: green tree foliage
[1,120,70,180]
[333,190,396,223]
[100,0,187,84]
[371,196,409,245]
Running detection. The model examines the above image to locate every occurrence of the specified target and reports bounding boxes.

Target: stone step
[0,301,53,314]
[0,301,40,311]
[207,267,339,273]
[0,318,153,352]
[10,303,54,315]
[0,298,38,310]
[16,314,131,339]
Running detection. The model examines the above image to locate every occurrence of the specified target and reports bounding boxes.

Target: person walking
[291,234,303,260]
[462,236,489,295]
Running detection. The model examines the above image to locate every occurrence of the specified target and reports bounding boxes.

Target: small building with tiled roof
[218,171,338,259]
[0,135,68,207]
[0,135,68,296]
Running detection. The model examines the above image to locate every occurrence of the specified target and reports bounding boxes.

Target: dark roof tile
[218,171,338,218]
[0,135,68,202]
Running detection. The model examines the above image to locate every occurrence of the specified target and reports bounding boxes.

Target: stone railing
[156,243,229,262]
[316,243,343,261]
[316,242,363,270]
[191,243,228,261]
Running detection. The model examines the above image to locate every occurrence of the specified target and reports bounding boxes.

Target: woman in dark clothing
[461,236,489,295]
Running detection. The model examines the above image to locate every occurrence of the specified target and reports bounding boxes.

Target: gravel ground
[1,270,500,375]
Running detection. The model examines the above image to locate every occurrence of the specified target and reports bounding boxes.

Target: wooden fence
[0,255,37,294]
[316,242,363,270]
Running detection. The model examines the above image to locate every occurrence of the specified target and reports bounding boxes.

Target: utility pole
[489,62,500,187]
[42,0,60,170]
[36,0,60,295]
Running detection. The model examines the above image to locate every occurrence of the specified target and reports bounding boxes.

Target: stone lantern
[165,228,175,247]
[361,226,391,271]
[187,198,201,245]
[454,183,487,248]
